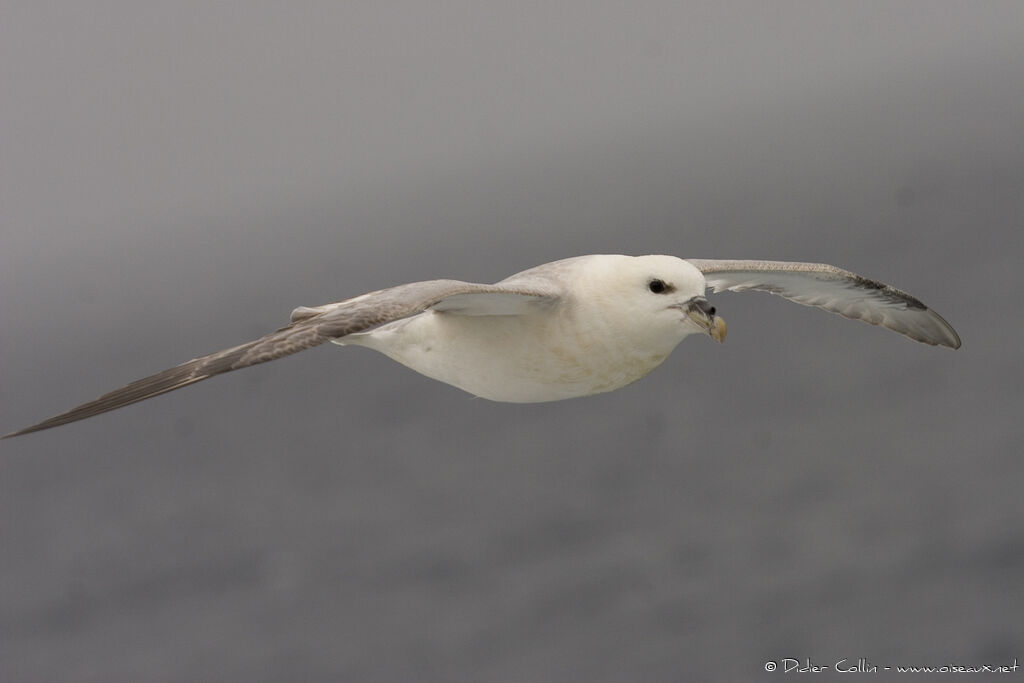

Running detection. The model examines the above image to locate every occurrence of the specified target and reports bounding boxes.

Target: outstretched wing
[686,259,961,349]
[4,280,559,438]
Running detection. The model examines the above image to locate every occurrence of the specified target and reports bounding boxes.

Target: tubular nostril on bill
[692,297,715,317]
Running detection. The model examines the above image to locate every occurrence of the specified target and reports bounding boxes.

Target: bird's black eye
[648,279,668,294]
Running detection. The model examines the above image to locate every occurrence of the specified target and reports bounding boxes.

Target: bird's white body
[341,255,710,401]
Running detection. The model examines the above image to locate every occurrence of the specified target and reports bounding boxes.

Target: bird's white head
[572,255,727,352]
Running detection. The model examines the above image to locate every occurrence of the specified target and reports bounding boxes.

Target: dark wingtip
[928,307,962,350]
[3,425,44,439]
[2,418,59,439]
[947,325,963,350]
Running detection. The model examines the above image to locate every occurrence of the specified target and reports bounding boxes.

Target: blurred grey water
[2,3,1022,681]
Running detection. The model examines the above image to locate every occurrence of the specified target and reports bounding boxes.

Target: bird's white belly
[340,310,672,402]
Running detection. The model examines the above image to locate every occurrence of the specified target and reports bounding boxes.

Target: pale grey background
[1,2,1022,681]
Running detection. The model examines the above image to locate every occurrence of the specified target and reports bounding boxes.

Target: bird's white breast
[341,306,677,403]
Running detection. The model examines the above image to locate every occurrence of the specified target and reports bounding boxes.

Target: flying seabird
[4,255,960,438]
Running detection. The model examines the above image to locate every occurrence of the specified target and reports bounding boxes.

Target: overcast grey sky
[2,2,1022,680]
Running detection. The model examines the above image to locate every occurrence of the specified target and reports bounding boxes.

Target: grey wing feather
[4,279,559,438]
[686,259,961,349]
